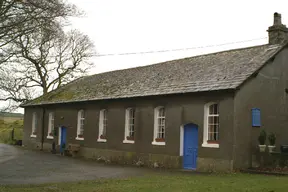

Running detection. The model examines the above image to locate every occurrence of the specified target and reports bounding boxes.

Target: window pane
[209,105,214,114]
[214,116,219,124]
[128,109,135,138]
[49,113,54,133]
[103,110,107,119]
[209,104,219,115]
[129,109,135,118]
[101,109,107,136]
[81,111,84,118]
[155,107,165,140]
[208,124,219,141]
[158,107,164,117]
[208,116,214,124]
[103,126,106,136]
[33,113,37,132]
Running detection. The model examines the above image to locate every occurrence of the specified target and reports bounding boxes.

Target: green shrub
[268,133,276,146]
[258,130,266,145]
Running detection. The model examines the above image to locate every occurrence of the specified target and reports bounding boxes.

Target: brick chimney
[267,12,288,44]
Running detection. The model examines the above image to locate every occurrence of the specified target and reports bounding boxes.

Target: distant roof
[22,44,283,107]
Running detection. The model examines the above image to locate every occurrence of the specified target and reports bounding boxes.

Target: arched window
[202,103,219,148]
[123,108,135,144]
[31,112,37,138]
[152,106,166,145]
[76,110,85,140]
[98,109,107,142]
[47,112,54,139]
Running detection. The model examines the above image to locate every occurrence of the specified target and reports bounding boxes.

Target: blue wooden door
[183,124,198,170]
[60,127,67,153]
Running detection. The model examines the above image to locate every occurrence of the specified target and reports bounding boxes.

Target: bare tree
[0,66,34,111]
[0,0,93,112]
[1,27,94,104]
[0,30,95,111]
[0,0,77,48]
[0,0,78,69]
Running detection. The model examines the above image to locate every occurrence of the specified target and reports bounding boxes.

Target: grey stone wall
[197,157,233,172]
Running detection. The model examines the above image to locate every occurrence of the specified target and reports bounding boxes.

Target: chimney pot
[274,12,282,26]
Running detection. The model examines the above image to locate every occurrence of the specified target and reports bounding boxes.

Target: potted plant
[126,136,134,141]
[258,129,267,152]
[49,132,54,137]
[268,132,276,153]
[100,134,106,139]
[155,138,165,142]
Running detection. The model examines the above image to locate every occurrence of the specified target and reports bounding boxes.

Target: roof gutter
[21,88,236,107]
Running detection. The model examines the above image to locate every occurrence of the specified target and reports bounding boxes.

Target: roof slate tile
[22,44,283,106]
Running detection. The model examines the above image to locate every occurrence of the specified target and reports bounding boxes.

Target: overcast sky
[68,0,288,75]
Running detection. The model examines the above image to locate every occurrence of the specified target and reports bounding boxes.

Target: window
[202,103,219,148]
[152,106,166,145]
[76,110,85,140]
[98,109,107,142]
[47,112,54,139]
[123,108,135,144]
[31,112,37,138]
[252,108,261,127]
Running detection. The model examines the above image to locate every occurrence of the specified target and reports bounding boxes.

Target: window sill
[75,137,84,141]
[46,136,54,139]
[97,138,107,143]
[201,142,219,148]
[30,134,37,138]
[152,141,166,146]
[123,139,135,144]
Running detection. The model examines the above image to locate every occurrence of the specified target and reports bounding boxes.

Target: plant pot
[126,136,134,141]
[100,135,106,139]
[259,145,266,152]
[155,138,165,142]
[268,145,276,153]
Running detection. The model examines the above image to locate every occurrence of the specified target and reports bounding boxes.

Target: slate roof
[22,44,283,106]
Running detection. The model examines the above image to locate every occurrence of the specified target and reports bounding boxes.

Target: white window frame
[123,108,135,144]
[152,106,166,146]
[202,102,220,148]
[30,112,37,138]
[97,109,107,142]
[47,112,54,139]
[76,110,85,140]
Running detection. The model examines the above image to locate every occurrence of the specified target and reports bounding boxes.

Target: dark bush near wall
[254,151,288,168]
[15,140,22,146]
[270,152,288,167]
[280,145,288,153]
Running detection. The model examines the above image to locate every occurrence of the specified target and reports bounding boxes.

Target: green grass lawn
[1,172,288,192]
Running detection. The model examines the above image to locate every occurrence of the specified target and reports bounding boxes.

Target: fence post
[11,128,15,141]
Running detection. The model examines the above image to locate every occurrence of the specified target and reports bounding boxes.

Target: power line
[94,37,268,57]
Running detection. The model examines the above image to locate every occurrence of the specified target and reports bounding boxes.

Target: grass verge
[1,172,288,192]
[0,120,23,144]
